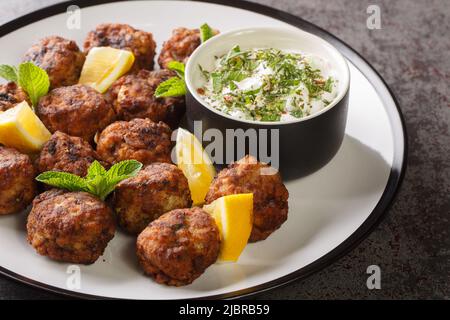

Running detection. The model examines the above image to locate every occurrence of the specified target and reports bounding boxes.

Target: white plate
[0,0,406,299]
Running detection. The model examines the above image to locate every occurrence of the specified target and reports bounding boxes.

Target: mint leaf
[200,23,214,43]
[167,61,185,78]
[17,62,50,107]
[36,160,142,201]
[36,171,90,192]
[0,65,18,82]
[155,77,186,98]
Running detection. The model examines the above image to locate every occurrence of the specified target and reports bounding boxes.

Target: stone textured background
[0,0,448,300]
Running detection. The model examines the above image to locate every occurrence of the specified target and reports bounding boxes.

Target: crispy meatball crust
[113,163,192,234]
[36,84,116,142]
[96,118,173,165]
[27,190,115,264]
[0,146,36,215]
[0,82,30,111]
[36,131,107,177]
[84,23,156,72]
[23,36,85,88]
[206,155,289,242]
[105,69,185,127]
[158,28,201,69]
[136,207,220,286]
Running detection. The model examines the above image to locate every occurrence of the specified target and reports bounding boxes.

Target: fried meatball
[0,82,30,111]
[36,131,107,177]
[206,155,289,242]
[84,23,156,72]
[36,84,116,142]
[27,190,115,264]
[158,28,201,69]
[96,118,172,165]
[105,69,185,127]
[0,146,36,215]
[113,163,192,234]
[23,36,85,88]
[136,207,220,286]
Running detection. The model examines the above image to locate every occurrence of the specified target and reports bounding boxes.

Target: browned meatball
[36,84,116,143]
[0,82,30,111]
[113,163,192,234]
[27,190,115,264]
[158,28,201,69]
[96,118,172,165]
[136,207,220,286]
[36,131,107,177]
[84,23,156,72]
[0,146,36,215]
[206,155,289,242]
[23,36,85,88]
[105,69,185,127]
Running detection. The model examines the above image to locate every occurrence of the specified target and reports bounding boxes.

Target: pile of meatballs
[0,24,289,286]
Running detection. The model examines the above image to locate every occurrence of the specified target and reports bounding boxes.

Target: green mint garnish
[200,23,214,43]
[0,62,49,107]
[36,160,143,201]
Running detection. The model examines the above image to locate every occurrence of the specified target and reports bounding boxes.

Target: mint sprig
[155,61,187,98]
[36,160,143,201]
[0,62,50,107]
[200,23,214,43]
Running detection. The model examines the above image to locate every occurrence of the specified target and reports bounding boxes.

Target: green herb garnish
[0,62,50,107]
[36,160,143,201]
[155,61,187,98]
[200,23,214,43]
[199,48,337,121]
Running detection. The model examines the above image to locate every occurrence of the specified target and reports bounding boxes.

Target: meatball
[36,84,116,142]
[23,36,85,88]
[158,28,201,69]
[205,155,289,242]
[36,131,107,177]
[105,69,185,127]
[0,82,30,111]
[96,118,172,165]
[136,207,220,286]
[27,190,115,264]
[113,163,192,234]
[84,23,156,72]
[0,146,36,215]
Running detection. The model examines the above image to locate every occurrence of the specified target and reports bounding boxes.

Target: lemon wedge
[0,101,51,153]
[175,127,216,205]
[78,47,135,93]
[203,193,254,262]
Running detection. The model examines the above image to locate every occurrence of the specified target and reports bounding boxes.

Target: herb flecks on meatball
[106,69,185,127]
[36,84,116,143]
[96,118,173,165]
[0,146,36,215]
[158,27,201,69]
[136,207,220,286]
[113,162,192,234]
[84,23,156,72]
[23,36,85,88]
[206,155,289,242]
[36,131,107,177]
[27,190,115,264]
[0,82,31,111]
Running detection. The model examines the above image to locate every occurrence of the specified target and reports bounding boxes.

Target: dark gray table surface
[0,0,448,300]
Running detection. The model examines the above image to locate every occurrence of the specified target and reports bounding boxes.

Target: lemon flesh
[176,127,216,205]
[78,47,135,93]
[0,101,51,153]
[204,193,253,262]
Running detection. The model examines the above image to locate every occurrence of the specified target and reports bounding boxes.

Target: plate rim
[0,0,408,300]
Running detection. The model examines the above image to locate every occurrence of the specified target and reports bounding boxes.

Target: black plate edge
[0,0,408,300]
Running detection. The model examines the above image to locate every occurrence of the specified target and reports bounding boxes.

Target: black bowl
[185,27,350,179]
